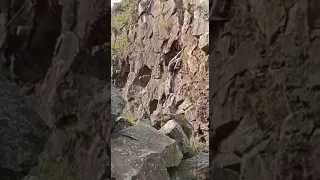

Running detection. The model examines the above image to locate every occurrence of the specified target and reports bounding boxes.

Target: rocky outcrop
[210,0,320,179]
[0,80,49,180]
[109,88,206,179]
[168,152,209,180]
[159,119,189,153]
[112,0,209,144]
[111,122,183,179]
[111,0,209,178]
[1,0,112,179]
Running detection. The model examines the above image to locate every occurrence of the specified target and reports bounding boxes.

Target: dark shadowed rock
[0,80,49,179]
[168,152,209,180]
[210,0,320,179]
[209,168,239,180]
[111,86,126,124]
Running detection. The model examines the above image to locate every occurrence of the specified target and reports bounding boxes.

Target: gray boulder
[111,87,126,123]
[0,81,49,179]
[111,123,183,179]
[111,86,126,133]
[169,153,209,180]
[160,120,189,153]
[112,116,132,133]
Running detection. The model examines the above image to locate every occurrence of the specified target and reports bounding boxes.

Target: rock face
[0,0,112,179]
[210,0,320,179]
[112,0,209,143]
[0,80,49,179]
[111,0,209,178]
[111,123,183,179]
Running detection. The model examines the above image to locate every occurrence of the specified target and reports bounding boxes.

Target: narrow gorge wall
[0,0,112,179]
[211,0,320,179]
[112,0,209,143]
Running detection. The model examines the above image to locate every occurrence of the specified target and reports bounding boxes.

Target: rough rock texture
[0,0,112,179]
[111,87,126,123]
[159,119,189,153]
[0,80,49,180]
[168,152,209,180]
[210,0,320,179]
[111,123,183,179]
[112,0,209,143]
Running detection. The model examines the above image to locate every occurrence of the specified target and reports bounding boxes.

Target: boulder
[111,123,183,179]
[198,32,209,53]
[173,114,194,139]
[169,152,209,180]
[112,116,132,133]
[0,81,49,179]
[160,120,189,153]
[111,86,126,123]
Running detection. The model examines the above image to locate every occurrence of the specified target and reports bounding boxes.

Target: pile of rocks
[111,87,209,180]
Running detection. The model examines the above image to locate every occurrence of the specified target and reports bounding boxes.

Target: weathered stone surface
[210,0,320,179]
[0,0,112,179]
[111,123,183,179]
[112,116,132,133]
[111,86,126,123]
[160,120,189,153]
[209,169,239,180]
[22,175,40,180]
[173,114,194,139]
[169,152,209,180]
[112,0,209,144]
[0,80,49,179]
[199,32,209,53]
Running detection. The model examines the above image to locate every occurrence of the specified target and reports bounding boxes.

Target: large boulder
[169,152,209,180]
[111,123,183,179]
[160,120,189,153]
[0,80,49,179]
[111,86,126,122]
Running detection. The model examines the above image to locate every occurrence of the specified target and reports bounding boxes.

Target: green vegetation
[182,52,189,61]
[184,137,206,158]
[111,0,139,56]
[158,16,172,31]
[111,33,129,56]
[122,110,136,125]
[111,0,139,30]
[161,72,170,83]
[29,153,75,180]
[185,0,191,12]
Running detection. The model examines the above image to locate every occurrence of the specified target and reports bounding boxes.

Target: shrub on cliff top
[111,0,139,30]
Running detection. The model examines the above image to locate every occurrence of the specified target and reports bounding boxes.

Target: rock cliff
[111,0,209,179]
[111,0,209,146]
[0,0,112,179]
[210,0,320,179]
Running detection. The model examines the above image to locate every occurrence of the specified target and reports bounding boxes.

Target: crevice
[3,0,62,84]
[56,114,78,128]
[164,40,181,66]
[175,99,184,109]
[210,120,240,153]
[149,99,158,114]
[115,60,130,88]
[224,163,241,173]
[160,93,166,105]
[133,65,152,87]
